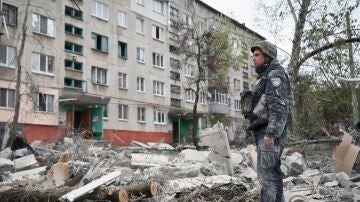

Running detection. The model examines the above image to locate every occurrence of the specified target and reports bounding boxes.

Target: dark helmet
[250,40,277,60]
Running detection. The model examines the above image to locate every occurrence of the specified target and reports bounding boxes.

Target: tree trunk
[346,11,359,125]
[9,0,29,150]
[287,0,311,134]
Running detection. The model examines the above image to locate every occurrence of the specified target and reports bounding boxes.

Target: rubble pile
[0,123,359,202]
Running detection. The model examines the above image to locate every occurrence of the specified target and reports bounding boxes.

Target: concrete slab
[147,142,175,150]
[131,153,169,167]
[130,141,151,148]
[180,149,208,163]
[13,154,38,170]
[9,166,46,181]
[0,147,13,159]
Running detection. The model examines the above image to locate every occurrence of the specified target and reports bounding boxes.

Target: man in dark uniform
[244,40,290,202]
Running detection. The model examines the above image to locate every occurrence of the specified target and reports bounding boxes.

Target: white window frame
[35,93,54,113]
[185,89,195,102]
[137,47,145,63]
[182,14,192,27]
[0,88,15,108]
[153,108,166,124]
[31,52,55,75]
[152,25,164,41]
[153,0,164,14]
[235,100,241,111]
[137,77,145,92]
[200,91,206,104]
[118,104,128,120]
[137,107,146,122]
[117,11,128,28]
[152,52,164,68]
[32,13,55,37]
[136,18,144,34]
[91,66,108,85]
[91,0,109,21]
[118,72,128,89]
[234,79,241,90]
[185,64,194,77]
[212,91,230,105]
[153,80,165,96]
[0,45,16,68]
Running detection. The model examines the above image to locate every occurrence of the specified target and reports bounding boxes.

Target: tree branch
[287,0,298,24]
[297,37,360,68]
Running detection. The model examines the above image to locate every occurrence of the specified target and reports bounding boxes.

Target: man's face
[252,49,266,69]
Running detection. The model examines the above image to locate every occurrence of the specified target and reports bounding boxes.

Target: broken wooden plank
[59,170,121,202]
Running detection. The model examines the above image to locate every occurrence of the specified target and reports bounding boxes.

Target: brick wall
[23,124,66,143]
[104,129,174,146]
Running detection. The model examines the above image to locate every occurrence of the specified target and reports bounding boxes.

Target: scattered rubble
[0,123,359,202]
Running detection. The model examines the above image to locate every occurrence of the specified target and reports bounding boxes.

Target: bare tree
[256,0,360,133]
[174,0,240,148]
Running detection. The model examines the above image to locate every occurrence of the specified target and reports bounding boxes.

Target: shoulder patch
[271,77,281,87]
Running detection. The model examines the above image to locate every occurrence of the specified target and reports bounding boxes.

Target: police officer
[247,40,290,202]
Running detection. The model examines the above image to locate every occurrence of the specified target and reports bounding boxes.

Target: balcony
[208,103,230,114]
[171,84,181,94]
[171,98,183,108]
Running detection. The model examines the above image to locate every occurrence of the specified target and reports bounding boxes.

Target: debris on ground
[0,123,359,202]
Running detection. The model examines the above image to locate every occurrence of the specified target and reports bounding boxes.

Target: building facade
[0,0,264,146]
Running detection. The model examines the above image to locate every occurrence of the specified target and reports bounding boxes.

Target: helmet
[250,40,277,60]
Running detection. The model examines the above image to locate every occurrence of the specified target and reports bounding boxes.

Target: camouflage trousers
[256,139,285,202]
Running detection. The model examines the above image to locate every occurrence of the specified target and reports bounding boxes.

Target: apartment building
[0,0,264,146]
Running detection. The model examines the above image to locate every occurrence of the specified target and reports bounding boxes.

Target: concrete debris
[0,158,14,173]
[9,166,46,181]
[13,154,38,170]
[179,149,208,163]
[283,152,306,176]
[130,141,151,148]
[0,147,13,159]
[14,148,29,158]
[324,181,339,187]
[131,153,169,167]
[165,175,246,194]
[199,122,234,175]
[0,123,359,202]
[147,142,175,150]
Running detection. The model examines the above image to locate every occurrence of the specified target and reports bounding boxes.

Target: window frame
[234,100,241,111]
[137,77,145,92]
[118,41,128,59]
[185,64,194,77]
[64,23,83,37]
[184,89,195,102]
[117,10,128,28]
[91,66,108,85]
[152,25,164,41]
[91,32,109,53]
[136,47,145,63]
[65,5,83,20]
[0,44,16,68]
[0,88,15,109]
[152,52,164,68]
[2,3,17,26]
[35,93,54,113]
[64,77,85,91]
[153,108,166,124]
[118,72,128,89]
[64,41,83,55]
[137,107,146,122]
[31,52,55,75]
[91,0,109,21]
[153,0,164,14]
[136,18,144,34]
[32,13,55,37]
[153,80,165,96]
[118,104,128,120]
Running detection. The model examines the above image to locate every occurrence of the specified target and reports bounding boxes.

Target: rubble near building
[0,124,359,202]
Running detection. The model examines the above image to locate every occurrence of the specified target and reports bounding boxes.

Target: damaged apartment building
[0,0,264,146]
